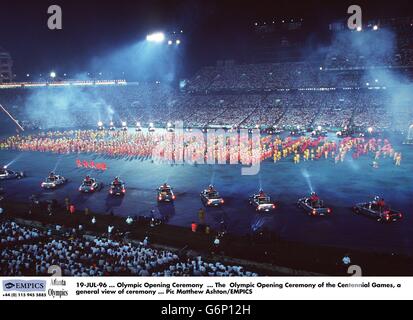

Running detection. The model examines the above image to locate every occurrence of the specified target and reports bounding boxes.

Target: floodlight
[146,32,165,43]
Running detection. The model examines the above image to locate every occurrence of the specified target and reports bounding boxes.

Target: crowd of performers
[269,136,402,166]
[0,129,402,166]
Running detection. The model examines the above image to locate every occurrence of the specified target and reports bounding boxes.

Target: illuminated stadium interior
[1,0,413,277]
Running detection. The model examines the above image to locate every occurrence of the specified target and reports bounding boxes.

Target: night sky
[0,0,411,78]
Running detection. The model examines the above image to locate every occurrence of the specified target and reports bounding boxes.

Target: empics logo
[3,280,46,292]
[4,282,15,290]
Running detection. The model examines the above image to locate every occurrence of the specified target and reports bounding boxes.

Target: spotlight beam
[0,104,24,131]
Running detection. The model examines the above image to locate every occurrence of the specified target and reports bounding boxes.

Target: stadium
[1,0,413,277]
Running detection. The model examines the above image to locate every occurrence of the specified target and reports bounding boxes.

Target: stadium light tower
[146,32,165,43]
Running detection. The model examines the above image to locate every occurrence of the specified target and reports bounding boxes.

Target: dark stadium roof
[1,0,412,79]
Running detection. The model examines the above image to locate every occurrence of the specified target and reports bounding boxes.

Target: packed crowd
[0,126,402,167]
[270,135,401,165]
[186,64,413,93]
[0,83,178,130]
[2,84,407,131]
[0,220,258,276]
[0,221,44,245]
[324,28,413,70]
[353,107,392,130]
[0,130,159,159]
[1,25,413,133]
